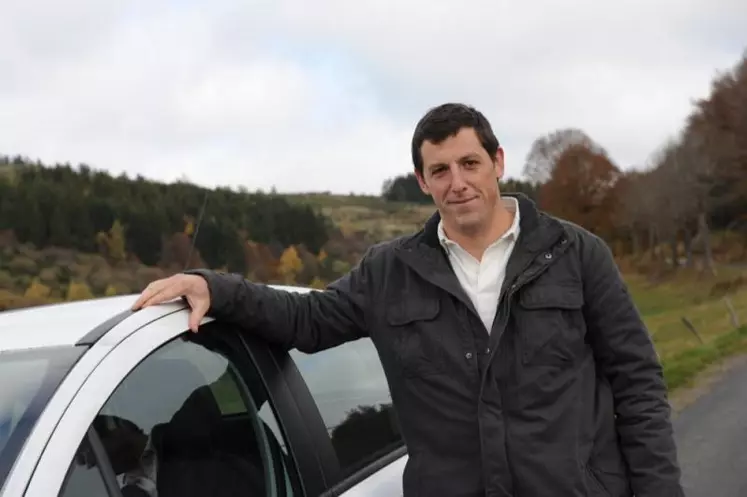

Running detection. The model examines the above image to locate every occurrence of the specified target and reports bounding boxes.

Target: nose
[450,164,468,191]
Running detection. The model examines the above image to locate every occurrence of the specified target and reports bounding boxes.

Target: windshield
[0,346,83,490]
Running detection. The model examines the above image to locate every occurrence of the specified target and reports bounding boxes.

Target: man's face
[416,127,504,233]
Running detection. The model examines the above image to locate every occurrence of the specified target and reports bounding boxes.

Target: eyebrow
[459,154,481,162]
[427,153,482,172]
[429,154,479,167]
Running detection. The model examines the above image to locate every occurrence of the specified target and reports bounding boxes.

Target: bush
[66,281,94,301]
[0,270,14,290]
[8,256,37,276]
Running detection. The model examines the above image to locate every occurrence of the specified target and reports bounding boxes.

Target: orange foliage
[245,241,279,283]
[159,232,205,270]
[538,144,623,241]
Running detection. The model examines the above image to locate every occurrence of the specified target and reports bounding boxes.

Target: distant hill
[0,155,440,308]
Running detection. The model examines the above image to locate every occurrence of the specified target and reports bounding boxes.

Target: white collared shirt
[437,197,521,333]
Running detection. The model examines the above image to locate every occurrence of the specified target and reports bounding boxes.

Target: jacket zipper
[482,249,561,496]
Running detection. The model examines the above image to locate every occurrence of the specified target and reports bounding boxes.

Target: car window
[58,433,112,497]
[0,346,83,490]
[289,338,404,478]
[57,324,298,497]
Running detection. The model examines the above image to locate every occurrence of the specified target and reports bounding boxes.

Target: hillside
[0,165,443,310]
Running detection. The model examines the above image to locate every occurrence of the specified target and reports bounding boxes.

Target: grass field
[627,268,747,391]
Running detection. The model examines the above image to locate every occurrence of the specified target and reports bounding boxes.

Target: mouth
[448,197,478,206]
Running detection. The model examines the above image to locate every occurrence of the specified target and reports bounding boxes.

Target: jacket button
[544,253,553,259]
[465,352,473,360]
[486,347,490,354]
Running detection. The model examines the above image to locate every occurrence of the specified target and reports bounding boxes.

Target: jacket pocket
[516,282,585,366]
[385,297,445,378]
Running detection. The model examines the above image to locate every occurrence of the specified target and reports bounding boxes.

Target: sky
[1,0,745,195]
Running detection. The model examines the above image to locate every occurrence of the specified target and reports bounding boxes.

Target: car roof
[0,284,312,352]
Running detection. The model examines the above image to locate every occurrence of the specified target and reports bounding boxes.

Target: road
[673,355,747,497]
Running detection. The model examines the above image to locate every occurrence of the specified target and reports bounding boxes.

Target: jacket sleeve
[580,234,684,497]
[185,248,374,353]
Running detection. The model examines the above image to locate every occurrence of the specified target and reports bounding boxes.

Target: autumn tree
[66,281,94,301]
[278,245,303,284]
[523,128,606,185]
[244,241,279,282]
[684,53,747,257]
[295,244,321,285]
[95,219,127,263]
[615,170,653,256]
[538,144,623,241]
[24,278,51,299]
[159,232,205,271]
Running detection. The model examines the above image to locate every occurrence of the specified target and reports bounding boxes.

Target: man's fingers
[132,280,164,310]
[132,282,168,310]
[132,275,212,334]
[187,298,209,332]
[132,276,186,310]
[142,283,183,308]
[188,309,204,333]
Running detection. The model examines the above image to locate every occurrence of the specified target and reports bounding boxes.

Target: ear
[493,147,505,181]
[415,169,430,195]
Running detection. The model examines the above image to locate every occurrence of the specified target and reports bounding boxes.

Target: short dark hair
[411,103,500,174]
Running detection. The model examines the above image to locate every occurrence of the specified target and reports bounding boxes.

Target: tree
[96,219,127,263]
[278,245,303,284]
[538,144,623,241]
[381,173,432,204]
[0,156,333,268]
[523,128,606,185]
[66,281,94,301]
[24,279,51,299]
[159,232,205,270]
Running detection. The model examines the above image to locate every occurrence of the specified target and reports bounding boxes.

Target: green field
[626,269,747,391]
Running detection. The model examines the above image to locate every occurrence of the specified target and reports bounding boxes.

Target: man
[133,103,684,497]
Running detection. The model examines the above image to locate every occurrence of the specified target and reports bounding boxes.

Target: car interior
[76,351,294,496]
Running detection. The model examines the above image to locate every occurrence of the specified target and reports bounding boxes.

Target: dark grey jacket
[189,193,684,497]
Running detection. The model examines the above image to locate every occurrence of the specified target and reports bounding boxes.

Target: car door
[23,311,322,497]
[276,336,408,497]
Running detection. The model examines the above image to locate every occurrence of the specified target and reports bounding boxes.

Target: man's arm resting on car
[186,249,373,353]
[581,233,684,497]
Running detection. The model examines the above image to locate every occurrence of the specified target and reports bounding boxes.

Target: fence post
[724,297,740,329]
[681,316,704,344]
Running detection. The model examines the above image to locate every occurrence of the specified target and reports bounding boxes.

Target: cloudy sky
[1,0,745,195]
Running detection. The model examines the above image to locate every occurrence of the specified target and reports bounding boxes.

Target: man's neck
[442,200,514,260]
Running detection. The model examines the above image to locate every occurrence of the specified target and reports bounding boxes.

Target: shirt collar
[437,196,521,251]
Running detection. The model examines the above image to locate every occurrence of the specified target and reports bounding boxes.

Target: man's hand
[131,274,210,332]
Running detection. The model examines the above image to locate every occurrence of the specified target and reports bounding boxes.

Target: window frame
[57,427,124,497]
[23,312,323,497]
[263,334,408,495]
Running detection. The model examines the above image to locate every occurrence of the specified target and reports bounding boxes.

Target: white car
[0,286,407,497]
